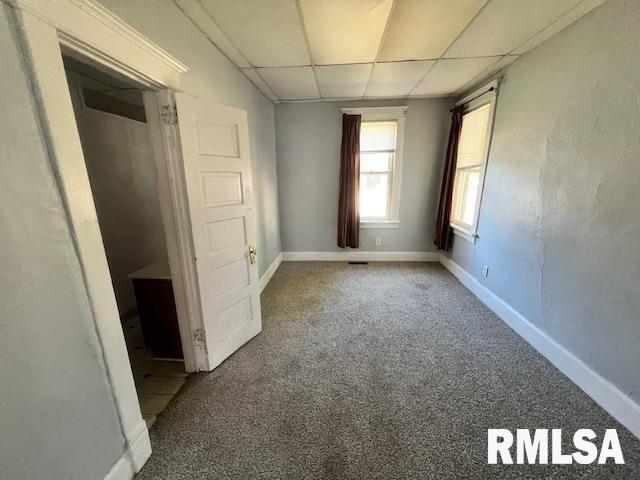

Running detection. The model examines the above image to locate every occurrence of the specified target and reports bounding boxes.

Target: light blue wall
[275,98,450,252]
[69,86,168,319]
[445,0,640,402]
[0,5,124,478]
[0,0,283,476]
[99,0,282,276]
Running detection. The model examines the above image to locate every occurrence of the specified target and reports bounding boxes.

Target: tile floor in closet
[123,316,189,429]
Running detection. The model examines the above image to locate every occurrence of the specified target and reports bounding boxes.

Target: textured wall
[99,0,282,277]
[0,0,284,475]
[445,0,640,402]
[0,5,124,478]
[275,99,450,252]
[69,87,168,319]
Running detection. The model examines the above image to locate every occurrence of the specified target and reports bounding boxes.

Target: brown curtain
[337,114,361,248]
[434,107,464,250]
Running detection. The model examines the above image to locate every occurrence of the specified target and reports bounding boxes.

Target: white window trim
[360,220,400,229]
[450,81,498,244]
[341,106,407,228]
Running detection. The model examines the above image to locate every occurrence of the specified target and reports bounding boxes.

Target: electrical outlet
[375,237,382,247]
[482,266,490,277]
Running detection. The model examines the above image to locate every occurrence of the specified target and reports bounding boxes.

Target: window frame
[341,106,407,229]
[450,81,498,243]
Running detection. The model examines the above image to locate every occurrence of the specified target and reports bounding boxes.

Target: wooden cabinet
[129,261,183,360]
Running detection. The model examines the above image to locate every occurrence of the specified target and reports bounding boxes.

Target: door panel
[173,92,261,370]
[195,120,240,157]
[210,259,250,298]
[200,172,243,206]
[205,217,247,253]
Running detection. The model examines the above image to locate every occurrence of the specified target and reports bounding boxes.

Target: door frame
[8,0,201,477]
[142,89,209,373]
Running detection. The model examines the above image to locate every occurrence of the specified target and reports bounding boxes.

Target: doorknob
[249,245,257,265]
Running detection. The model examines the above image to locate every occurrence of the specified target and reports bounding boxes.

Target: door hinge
[193,328,207,353]
[161,105,178,124]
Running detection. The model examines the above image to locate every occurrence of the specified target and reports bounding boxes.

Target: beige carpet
[136,262,640,479]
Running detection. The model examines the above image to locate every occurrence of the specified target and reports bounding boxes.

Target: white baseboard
[439,254,640,440]
[282,251,440,262]
[104,420,151,480]
[259,252,283,293]
[260,252,282,293]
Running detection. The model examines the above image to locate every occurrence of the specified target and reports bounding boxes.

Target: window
[360,121,396,220]
[450,84,496,241]
[342,106,406,229]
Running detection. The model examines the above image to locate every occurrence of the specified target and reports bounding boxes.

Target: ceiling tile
[444,0,582,58]
[379,0,487,61]
[411,57,500,96]
[299,0,394,65]
[315,64,373,98]
[242,69,279,101]
[366,61,435,98]
[200,0,310,67]
[513,0,608,54]
[175,0,250,68]
[257,67,319,100]
[452,55,519,96]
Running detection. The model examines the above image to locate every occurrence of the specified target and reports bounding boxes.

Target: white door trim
[143,91,208,372]
[103,420,152,480]
[8,0,186,88]
[8,2,191,478]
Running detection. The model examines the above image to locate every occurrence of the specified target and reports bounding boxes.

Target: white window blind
[359,121,397,220]
[457,105,490,169]
[451,104,492,231]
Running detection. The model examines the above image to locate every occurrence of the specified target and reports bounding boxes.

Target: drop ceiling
[175,0,607,102]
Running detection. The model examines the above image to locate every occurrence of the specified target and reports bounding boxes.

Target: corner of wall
[438,254,640,440]
[104,420,151,480]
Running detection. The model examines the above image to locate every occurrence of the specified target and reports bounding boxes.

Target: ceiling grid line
[407,0,493,97]
[176,0,279,101]
[245,68,280,101]
[294,0,322,100]
[362,0,397,99]
[178,0,251,67]
[182,0,609,102]
[507,0,590,55]
[450,0,601,96]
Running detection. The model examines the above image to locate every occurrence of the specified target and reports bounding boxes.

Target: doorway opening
[62,54,188,430]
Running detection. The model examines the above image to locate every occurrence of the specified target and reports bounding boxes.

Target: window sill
[451,225,478,244]
[361,220,400,229]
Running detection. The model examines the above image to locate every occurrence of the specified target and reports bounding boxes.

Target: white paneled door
[172,92,261,370]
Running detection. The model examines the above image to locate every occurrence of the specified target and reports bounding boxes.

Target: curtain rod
[450,86,495,112]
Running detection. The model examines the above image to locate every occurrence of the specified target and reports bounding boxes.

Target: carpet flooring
[136,262,640,479]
